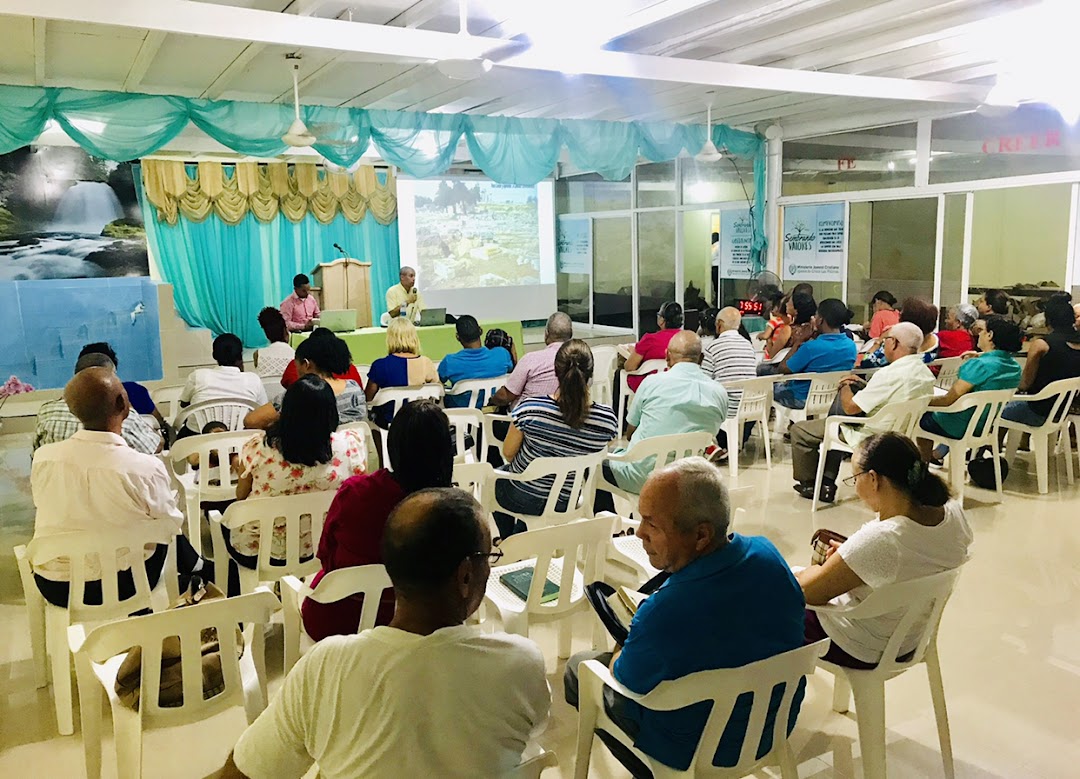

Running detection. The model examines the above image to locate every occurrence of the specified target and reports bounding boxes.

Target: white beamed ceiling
[0,0,1031,137]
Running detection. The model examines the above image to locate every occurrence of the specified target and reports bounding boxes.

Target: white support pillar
[961,192,974,300]
[933,194,945,307]
[630,165,641,339]
[915,118,931,188]
[764,124,783,275]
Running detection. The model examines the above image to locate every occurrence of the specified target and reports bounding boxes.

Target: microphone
[333,243,348,259]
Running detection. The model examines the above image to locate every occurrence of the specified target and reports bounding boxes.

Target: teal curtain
[3,85,767,256]
[134,165,399,346]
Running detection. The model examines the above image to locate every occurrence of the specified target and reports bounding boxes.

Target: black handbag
[967,445,1009,490]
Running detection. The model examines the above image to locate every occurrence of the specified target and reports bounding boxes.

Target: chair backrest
[445,408,486,463]
[26,529,175,621]
[591,347,620,407]
[629,358,668,378]
[168,430,255,503]
[489,452,605,527]
[866,394,933,439]
[77,588,279,726]
[827,568,962,675]
[936,387,1016,443]
[802,371,847,418]
[151,385,185,422]
[931,357,963,391]
[300,565,391,632]
[370,384,445,420]
[724,377,774,422]
[609,431,715,478]
[495,514,616,616]
[219,491,336,579]
[1016,376,1080,426]
[446,375,509,409]
[453,461,495,506]
[172,397,258,438]
[627,640,829,776]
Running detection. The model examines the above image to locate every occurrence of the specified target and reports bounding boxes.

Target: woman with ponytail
[494,339,618,537]
[797,432,973,668]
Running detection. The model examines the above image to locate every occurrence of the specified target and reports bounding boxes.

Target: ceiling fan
[696,98,724,163]
[435,0,530,80]
[282,54,318,147]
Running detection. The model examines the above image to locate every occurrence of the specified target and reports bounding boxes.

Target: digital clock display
[735,299,764,316]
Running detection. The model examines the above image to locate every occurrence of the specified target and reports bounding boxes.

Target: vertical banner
[556,216,592,275]
[783,202,845,282]
[719,208,754,278]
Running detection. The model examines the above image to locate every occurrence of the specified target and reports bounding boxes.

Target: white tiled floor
[3,428,1080,778]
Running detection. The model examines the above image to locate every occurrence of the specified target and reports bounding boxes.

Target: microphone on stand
[333,242,348,259]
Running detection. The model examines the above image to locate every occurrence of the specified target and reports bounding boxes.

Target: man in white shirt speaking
[223,488,551,779]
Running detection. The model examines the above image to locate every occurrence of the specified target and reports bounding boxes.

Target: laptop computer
[418,307,447,327]
[318,309,357,332]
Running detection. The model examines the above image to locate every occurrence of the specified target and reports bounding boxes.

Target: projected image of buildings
[414,180,540,288]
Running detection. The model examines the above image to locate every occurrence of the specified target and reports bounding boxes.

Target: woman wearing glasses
[796,432,972,668]
[302,399,455,641]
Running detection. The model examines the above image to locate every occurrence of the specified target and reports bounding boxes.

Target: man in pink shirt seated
[280,273,321,332]
[490,312,573,410]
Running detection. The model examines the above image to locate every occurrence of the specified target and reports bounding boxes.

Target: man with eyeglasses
[790,321,935,503]
[223,488,551,779]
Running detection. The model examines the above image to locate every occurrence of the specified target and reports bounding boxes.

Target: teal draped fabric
[2,85,767,254]
[134,165,399,346]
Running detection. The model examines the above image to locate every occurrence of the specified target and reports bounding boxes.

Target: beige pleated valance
[141,160,397,227]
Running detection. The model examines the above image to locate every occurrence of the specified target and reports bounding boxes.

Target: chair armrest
[281,575,305,598]
[579,659,651,704]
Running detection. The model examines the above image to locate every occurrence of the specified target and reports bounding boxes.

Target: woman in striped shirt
[494,339,618,537]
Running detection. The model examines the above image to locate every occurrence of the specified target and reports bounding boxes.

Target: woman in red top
[623,301,683,392]
[301,399,454,641]
[866,290,900,339]
[280,327,364,389]
[937,303,978,358]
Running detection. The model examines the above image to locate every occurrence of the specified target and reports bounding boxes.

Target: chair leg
[111,700,144,779]
[777,740,799,779]
[848,677,888,779]
[832,673,851,713]
[811,444,828,514]
[728,426,740,488]
[1061,426,1075,486]
[1034,432,1050,494]
[186,497,203,556]
[557,620,572,660]
[1005,428,1020,465]
[283,589,301,675]
[762,416,772,468]
[950,448,966,505]
[574,667,603,779]
[25,591,47,689]
[925,647,956,779]
[75,653,103,779]
[46,610,74,735]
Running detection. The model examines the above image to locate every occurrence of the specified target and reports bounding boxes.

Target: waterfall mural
[0,146,149,279]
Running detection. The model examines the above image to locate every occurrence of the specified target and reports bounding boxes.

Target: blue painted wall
[0,277,163,390]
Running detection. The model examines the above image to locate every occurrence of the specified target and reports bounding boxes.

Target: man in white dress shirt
[179,333,268,431]
[223,488,550,779]
[30,366,206,606]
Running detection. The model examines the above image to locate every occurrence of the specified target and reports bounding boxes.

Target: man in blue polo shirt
[438,315,514,408]
[564,458,806,774]
[774,298,857,409]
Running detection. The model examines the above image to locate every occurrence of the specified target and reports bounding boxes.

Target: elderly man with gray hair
[790,321,935,503]
[33,351,162,454]
[702,307,758,453]
[566,457,806,775]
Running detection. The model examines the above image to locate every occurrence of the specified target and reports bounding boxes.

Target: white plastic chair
[599,431,716,518]
[150,385,185,423]
[446,407,486,464]
[720,376,773,488]
[482,412,515,466]
[484,514,616,659]
[617,359,667,440]
[915,388,1015,504]
[487,452,605,531]
[14,529,179,735]
[281,565,393,674]
[574,640,830,779]
[807,568,963,779]
[446,374,509,409]
[999,377,1080,494]
[812,396,931,513]
[931,357,964,392]
[591,346,619,407]
[168,430,255,556]
[607,487,752,587]
[370,383,445,466]
[209,491,336,595]
[772,370,846,433]
[171,397,258,441]
[70,587,280,779]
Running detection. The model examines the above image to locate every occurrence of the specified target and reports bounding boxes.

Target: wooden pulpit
[311,259,372,329]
